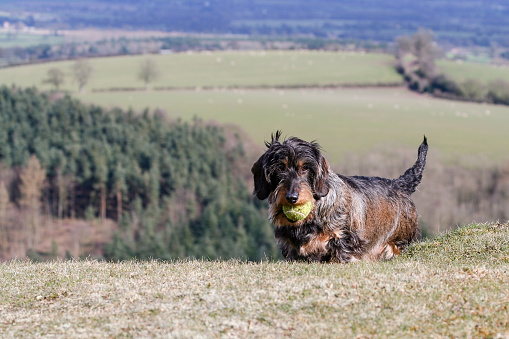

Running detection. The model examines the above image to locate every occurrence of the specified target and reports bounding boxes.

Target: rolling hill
[1,51,508,164]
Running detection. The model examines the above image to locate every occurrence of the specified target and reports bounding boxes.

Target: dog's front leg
[326,228,365,263]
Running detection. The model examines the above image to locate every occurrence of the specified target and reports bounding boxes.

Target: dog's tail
[394,136,428,195]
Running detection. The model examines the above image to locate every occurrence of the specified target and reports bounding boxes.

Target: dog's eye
[277,164,285,172]
[301,165,309,174]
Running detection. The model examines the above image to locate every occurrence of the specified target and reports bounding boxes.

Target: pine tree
[56,168,67,223]
[0,86,277,261]
[113,162,127,223]
[91,146,108,222]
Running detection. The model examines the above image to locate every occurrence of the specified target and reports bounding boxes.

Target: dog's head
[251,131,330,226]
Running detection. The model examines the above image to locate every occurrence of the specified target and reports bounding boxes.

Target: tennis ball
[282,201,313,222]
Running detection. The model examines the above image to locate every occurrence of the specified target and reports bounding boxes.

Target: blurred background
[0,0,508,261]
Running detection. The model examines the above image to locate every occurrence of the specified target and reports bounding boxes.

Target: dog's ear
[313,156,330,199]
[252,132,282,200]
[251,154,271,200]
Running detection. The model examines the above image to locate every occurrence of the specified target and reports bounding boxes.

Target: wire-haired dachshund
[251,131,428,262]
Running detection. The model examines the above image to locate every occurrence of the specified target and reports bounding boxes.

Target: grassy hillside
[1,222,508,337]
[0,51,401,90]
[1,51,509,164]
[81,87,509,164]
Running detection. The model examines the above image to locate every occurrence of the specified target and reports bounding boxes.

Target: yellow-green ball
[282,201,313,222]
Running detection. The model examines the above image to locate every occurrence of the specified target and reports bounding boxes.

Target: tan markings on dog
[332,228,344,239]
[271,183,315,227]
[299,232,331,256]
[363,242,394,261]
[360,198,399,248]
[387,202,419,245]
[383,203,400,244]
[348,191,366,233]
[362,244,382,261]
[381,243,395,260]
[378,243,401,260]
[295,185,314,205]
[296,160,308,174]
[390,243,401,256]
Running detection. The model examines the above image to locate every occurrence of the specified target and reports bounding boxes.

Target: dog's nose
[286,192,299,204]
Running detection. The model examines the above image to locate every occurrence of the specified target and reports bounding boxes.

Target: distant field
[0,51,402,91]
[2,51,508,163]
[438,59,509,84]
[81,87,509,164]
[0,32,64,48]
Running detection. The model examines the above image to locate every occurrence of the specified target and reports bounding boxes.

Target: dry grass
[1,222,508,338]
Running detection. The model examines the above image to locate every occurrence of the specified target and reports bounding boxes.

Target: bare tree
[71,59,93,93]
[395,29,439,92]
[55,168,70,229]
[19,155,46,249]
[396,35,413,58]
[412,29,437,79]
[0,182,10,258]
[137,57,160,90]
[42,68,65,91]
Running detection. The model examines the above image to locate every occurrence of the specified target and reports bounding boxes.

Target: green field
[1,223,508,337]
[1,51,508,163]
[438,59,509,84]
[81,87,509,164]
[0,51,401,91]
[0,32,64,48]
[4,49,506,89]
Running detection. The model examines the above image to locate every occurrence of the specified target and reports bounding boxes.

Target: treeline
[3,0,509,46]
[396,30,509,106]
[0,37,215,67]
[0,34,382,68]
[0,86,278,261]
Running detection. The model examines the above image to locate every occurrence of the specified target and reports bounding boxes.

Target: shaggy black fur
[274,224,364,262]
[252,131,428,263]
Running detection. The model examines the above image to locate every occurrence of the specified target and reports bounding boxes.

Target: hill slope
[1,222,508,337]
[2,51,509,162]
[81,87,509,163]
